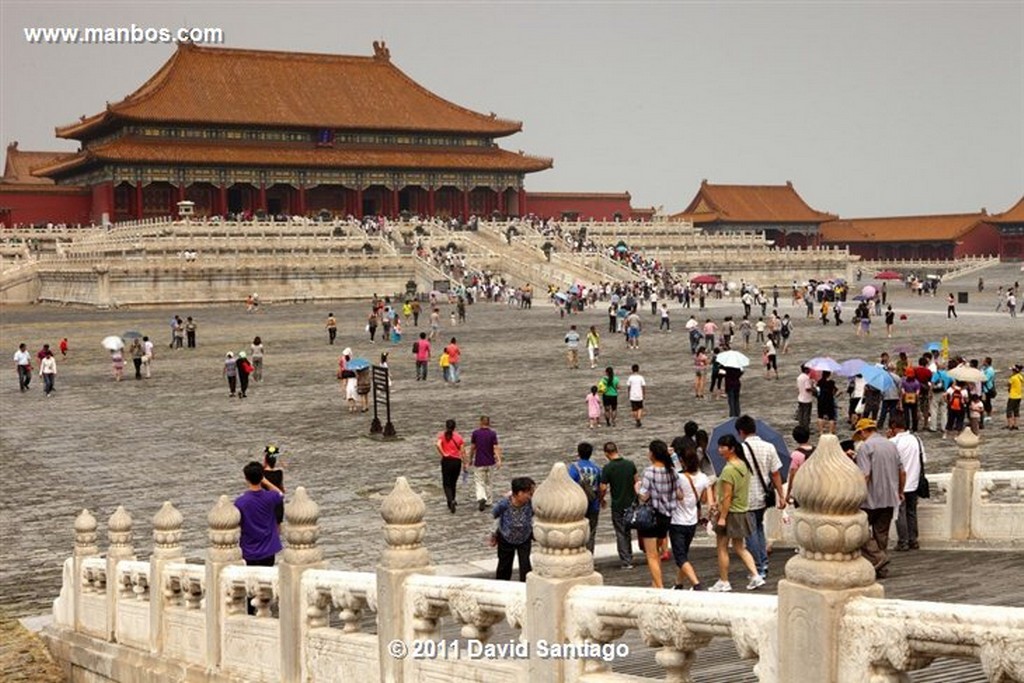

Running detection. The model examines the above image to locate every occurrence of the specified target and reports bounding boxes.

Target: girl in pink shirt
[587,386,602,428]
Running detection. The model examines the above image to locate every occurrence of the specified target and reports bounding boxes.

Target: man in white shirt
[141,336,155,378]
[796,366,815,430]
[626,364,647,428]
[889,414,925,551]
[736,415,786,578]
[13,343,32,392]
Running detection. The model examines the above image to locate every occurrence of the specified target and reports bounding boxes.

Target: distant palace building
[670,180,838,248]
[819,212,1002,260]
[988,196,1024,261]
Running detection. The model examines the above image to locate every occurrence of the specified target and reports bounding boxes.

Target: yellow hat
[854,418,878,434]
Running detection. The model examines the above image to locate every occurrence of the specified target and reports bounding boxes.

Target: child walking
[587,385,602,428]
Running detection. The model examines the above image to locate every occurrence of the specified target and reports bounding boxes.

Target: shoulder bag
[914,436,930,499]
[623,501,657,533]
[684,473,707,525]
[743,443,776,508]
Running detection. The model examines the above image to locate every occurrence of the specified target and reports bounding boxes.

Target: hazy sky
[2,1,1021,217]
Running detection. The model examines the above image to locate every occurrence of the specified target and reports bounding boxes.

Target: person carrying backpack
[236,351,254,399]
[568,442,603,553]
[786,425,815,507]
[944,381,968,437]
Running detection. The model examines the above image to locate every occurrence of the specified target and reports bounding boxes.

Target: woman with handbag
[635,440,678,588]
[709,435,763,592]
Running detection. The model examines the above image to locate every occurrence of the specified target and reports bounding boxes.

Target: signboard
[369,365,397,439]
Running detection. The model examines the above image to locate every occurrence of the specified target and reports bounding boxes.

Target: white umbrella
[101,335,124,351]
[716,350,750,369]
[948,365,984,383]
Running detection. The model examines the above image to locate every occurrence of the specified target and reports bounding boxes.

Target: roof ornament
[372,40,391,62]
[7,141,17,152]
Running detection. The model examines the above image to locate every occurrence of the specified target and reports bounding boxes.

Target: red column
[298,187,307,217]
[258,184,267,213]
[134,183,144,219]
[428,188,435,217]
[777,230,787,248]
[356,188,364,219]
[392,187,400,218]
[462,189,469,220]
[497,189,506,216]
[518,188,527,217]
[219,185,228,216]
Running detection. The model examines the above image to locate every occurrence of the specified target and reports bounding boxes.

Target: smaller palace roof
[820,212,991,244]
[1,142,76,185]
[989,195,1024,224]
[35,137,553,178]
[56,42,524,140]
[672,180,837,224]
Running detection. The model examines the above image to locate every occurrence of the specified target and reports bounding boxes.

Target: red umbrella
[875,270,903,280]
[690,274,721,285]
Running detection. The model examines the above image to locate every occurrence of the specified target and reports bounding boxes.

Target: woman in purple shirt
[901,370,922,432]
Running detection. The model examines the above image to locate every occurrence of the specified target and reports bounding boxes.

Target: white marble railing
[303,570,381,683]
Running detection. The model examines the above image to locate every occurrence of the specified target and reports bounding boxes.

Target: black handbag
[623,501,658,532]
[914,436,930,499]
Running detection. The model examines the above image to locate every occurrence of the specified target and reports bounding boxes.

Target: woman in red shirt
[436,419,467,513]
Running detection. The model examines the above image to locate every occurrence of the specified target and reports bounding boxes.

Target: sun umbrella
[838,359,869,377]
[615,244,629,253]
[875,270,903,280]
[852,294,871,302]
[346,358,371,371]
[861,365,897,392]
[924,341,942,352]
[553,292,568,301]
[948,365,984,383]
[709,418,791,479]
[805,356,843,373]
[101,335,124,351]
[690,274,720,285]
[716,350,750,369]
[861,285,877,298]
[122,330,143,340]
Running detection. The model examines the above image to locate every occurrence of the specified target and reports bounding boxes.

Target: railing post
[526,463,602,683]
[105,506,134,641]
[777,434,883,682]
[280,487,325,683]
[949,429,980,540]
[205,495,242,672]
[378,477,432,683]
[149,501,183,656]
[73,509,99,633]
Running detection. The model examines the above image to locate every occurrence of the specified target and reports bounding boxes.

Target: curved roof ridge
[830,210,988,222]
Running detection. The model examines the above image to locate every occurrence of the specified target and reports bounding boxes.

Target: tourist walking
[224,352,238,396]
[763,337,778,379]
[724,365,744,418]
[141,336,154,378]
[709,435,764,592]
[600,441,638,569]
[470,416,502,510]
[564,324,581,369]
[436,419,467,513]
[444,337,461,383]
[890,415,924,552]
[737,415,786,578]
[636,440,678,589]
[326,313,338,345]
[568,442,603,553]
[816,371,838,434]
[110,348,124,381]
[694,347,709,399]
[173,316,185,349]
[900,369,921,432]
[413,332,431,380]
[39,349,57,396]
[627,364,647,427]
[946,293,958,319]
[59,337,68,358]
[885,305,895,337]
[236,352,253,399]
[670,445,714,590]
[853,418,904,578]
[625,310,642,349]
[598,366,621,427]
[367,309,379,343]
[129,338,144,379]
[249,337,264,382]
[262,445,285,492]
[492,477,535,581]
[586,326,601,369]
[1006,364,1022,430]
[185,316,197,348]
[796,365,814,430]
[586,386,602,428]
[944,381,968,436]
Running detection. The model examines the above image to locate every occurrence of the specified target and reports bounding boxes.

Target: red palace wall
[953,222,1001,258]
[525,193,639,221]
[1000,234,1024,261]
[0,188,92,228]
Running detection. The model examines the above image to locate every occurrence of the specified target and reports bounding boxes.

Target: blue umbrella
[553,292,568,301]
[852,294,871,302]
[924,341,942,352]
[346,358,371,371]
[838,358,869,377]
[709,418,791,479]
[861,365,896,392]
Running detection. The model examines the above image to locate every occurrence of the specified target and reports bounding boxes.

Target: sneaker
[620,562,635,570]
[746,574,766,590]
[708,580,732,593]
[672,584,685,590]
[691,583,706,591]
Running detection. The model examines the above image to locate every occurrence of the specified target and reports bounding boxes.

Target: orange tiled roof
[36,137,553,177]
[990,195,1024,223]
[673,180,837,223]
[820,212,991,243]
[56,43,524,139]
[1,142,76,185]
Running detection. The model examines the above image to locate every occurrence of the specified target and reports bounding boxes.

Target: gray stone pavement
[1,282,1022,620]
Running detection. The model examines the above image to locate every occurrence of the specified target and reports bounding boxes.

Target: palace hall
[27,41,554,224]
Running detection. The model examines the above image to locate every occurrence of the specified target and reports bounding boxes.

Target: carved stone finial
[283,487,322,565]
[531,463,593,579]
[107,505,133,552]
[152,501,183,557]
[955,428,980,459]
[786,434,875,588]
[379,477,429,570]
[207,495,242,563]
[74,509,98,556]
[372,40,391,61]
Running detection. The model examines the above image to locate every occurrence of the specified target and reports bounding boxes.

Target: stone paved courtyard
[2,273,1022,619]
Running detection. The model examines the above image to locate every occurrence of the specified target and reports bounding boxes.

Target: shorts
[1008,398,1021,418]
[818,405,837,420]
[714,510,753,539]
[669,524,697,566]
[630,400,644,410]
[627,328,640,339]
[602,395,618,410]
[637,512,671,540]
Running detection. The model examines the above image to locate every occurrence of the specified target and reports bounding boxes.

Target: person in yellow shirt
[1006,364,1023,431]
